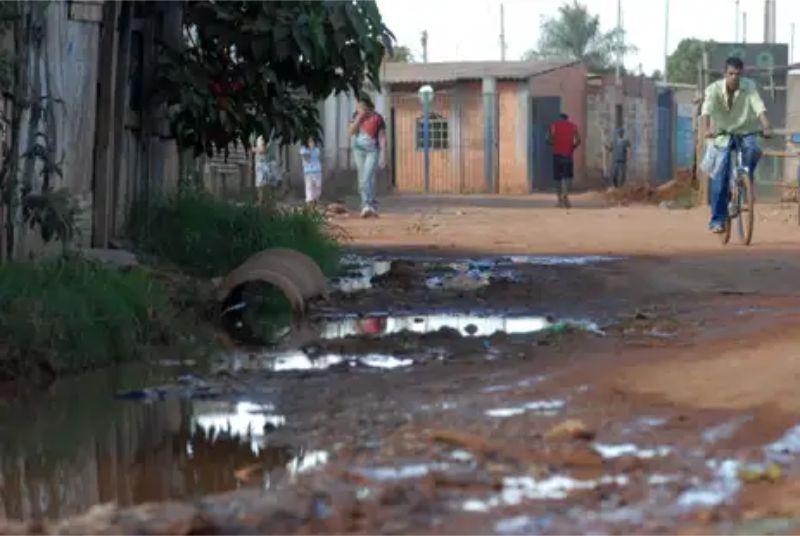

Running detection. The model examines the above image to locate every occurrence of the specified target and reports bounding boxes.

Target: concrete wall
[586,75,659,186]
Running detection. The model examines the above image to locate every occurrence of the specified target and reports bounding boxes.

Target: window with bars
[415,113,449,150]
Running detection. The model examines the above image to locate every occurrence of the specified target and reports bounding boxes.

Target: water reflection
[319,314,554,339]
[216,351,414,373]
[0,367,322,522]
[192,400,286,453]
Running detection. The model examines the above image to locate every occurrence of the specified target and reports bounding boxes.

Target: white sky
[377,0,800,73]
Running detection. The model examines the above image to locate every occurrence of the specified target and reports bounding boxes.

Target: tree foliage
[522,0,635,73]
[156,1,395,157]
[387,45,414,63]
[666,38,711,84]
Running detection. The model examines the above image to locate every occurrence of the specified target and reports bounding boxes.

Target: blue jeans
[709,134,761,227]
[353,148,379,211]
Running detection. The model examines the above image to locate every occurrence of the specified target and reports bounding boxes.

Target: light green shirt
[701,77,767,147]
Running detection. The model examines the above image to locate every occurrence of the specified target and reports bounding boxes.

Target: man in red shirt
[547,113,581,208]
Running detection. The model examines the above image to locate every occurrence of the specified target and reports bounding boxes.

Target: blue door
[530,97,562,192]
[657,89,674,183]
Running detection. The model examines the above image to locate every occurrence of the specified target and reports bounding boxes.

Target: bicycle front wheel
[735,172,755,245]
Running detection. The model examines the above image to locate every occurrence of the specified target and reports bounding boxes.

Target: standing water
[0,364,320,521]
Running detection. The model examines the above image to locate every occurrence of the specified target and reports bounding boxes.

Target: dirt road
[5,194,800,534]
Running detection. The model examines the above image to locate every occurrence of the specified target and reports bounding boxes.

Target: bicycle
[712,130,764,246]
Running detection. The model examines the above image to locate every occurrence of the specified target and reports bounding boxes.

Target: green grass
[129,191,342,278]
[0,257,174,379]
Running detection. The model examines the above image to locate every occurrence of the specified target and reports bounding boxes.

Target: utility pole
[500,3,507,61]
[664,0,670,82]
[763,0,776,43]
[615,0,622,85]
[735,0,740,42]
[743,12,748,43]
[421,30,428,63]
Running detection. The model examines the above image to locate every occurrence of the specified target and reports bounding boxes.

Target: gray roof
[382,60,581,85]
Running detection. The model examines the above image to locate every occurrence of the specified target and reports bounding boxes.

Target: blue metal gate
[657,89,674,182]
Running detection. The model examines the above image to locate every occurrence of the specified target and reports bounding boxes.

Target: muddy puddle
[331,254,621,293]
[0,366,324,521]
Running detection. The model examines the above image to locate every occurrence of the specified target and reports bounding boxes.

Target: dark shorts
[553,155,574,181]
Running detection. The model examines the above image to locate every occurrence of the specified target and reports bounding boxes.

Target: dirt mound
[604,170,695,206]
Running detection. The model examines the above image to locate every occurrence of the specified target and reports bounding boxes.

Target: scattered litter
[462,473,629,511]
[505,255,620,266]
[648,474,683,486]
[765,423,800,464]
[450,449,474,462]
[593,443,672,459]
[486,407,527,418]
[677,459,741,509]
[738,462,782,483]
[331,255,393,293]
[485,399,566,418]
[622,416,667,435]
[353,463,448,481]
[702,416,753,444]
[546,419,596,441]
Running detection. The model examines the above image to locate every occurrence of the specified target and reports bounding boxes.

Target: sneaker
[361,207,371,219]
[710,223,725,234]
[361,207,378,219]
[563,196,572,209]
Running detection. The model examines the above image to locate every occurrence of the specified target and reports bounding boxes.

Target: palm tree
[522,1,635,73]
[386,45,414,63]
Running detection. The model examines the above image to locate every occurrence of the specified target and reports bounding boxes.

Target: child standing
[300,138,322,207]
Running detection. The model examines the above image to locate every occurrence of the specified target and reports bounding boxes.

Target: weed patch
[129,191,342,277]
[0,258,175,380]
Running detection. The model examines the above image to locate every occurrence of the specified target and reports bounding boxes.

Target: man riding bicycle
[701,56,772,234]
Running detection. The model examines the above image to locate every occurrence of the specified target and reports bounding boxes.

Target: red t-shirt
[549,120,578,157]
[353,111,386,140]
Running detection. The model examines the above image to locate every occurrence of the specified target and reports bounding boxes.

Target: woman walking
[349,94,387,218]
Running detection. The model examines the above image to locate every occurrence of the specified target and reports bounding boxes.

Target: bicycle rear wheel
[735,172,755,245]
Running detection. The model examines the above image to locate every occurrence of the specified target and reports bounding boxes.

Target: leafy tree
[521,0,635,73]
[156,1,395,157]
[666,38,711,84]
[387,45,414,63]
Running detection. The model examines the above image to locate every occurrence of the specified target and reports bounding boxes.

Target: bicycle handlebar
[710,130,773,140]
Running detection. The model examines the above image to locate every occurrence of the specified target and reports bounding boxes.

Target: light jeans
[353,137,379,211]
[705,134,761,228]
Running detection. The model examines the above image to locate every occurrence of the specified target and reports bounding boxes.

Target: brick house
[381,60,588,194]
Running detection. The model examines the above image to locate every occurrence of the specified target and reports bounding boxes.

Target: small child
[300,137,322,206]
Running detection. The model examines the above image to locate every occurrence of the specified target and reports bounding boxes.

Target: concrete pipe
[217,267,305,313]
[215,248,328,314]
[235,249,327,300]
